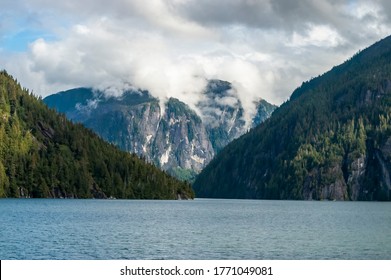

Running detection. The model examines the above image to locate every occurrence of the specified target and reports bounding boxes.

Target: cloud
[288,25,346,48]
[24,17,211,111]
[2,0,391,126]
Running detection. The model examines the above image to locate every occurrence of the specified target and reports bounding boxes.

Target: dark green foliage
[194,35,391,201]
[0,71,194,199]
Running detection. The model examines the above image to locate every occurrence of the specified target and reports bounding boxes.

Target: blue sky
[1,29,53,52]
[1,0,390,118]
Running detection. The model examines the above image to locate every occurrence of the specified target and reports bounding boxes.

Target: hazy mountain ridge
[44,80,277,179]
[193,35,391,201]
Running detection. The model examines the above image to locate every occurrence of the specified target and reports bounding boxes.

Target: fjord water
[1,199,390,259]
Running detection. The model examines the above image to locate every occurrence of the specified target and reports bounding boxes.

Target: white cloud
[289,25,346,48]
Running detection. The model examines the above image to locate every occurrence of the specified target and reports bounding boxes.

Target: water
[0,199,390,259]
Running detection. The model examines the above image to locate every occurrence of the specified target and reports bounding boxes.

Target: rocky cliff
[44,80,276,180]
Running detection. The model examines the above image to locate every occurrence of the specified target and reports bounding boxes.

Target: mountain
[194,35,391,201]
[0,70,194,199]
[44,80,276,180]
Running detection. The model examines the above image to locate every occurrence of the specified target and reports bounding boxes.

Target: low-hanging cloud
[25,16,276,124]
[2,0,391,125]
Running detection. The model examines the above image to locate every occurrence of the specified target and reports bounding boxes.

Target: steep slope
[0,71,194,199]
[197,80,246,153]
[194,35,391,201]
[44,80,276,180]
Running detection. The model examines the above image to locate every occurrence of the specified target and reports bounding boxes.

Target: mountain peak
[44,80,276,181]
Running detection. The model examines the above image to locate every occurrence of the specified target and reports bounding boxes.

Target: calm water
[0,199,390,259]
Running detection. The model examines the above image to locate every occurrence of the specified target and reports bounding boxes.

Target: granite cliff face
[44,80,276,179]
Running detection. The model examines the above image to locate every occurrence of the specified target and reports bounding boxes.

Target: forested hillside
[194,35,391,201]
[0,71,194,199]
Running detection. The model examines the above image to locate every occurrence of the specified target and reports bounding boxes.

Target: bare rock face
[43,81,277,179]
[321,179,347,200]
[375,137,391,200]
[302,165,348,201]
[347,156,366,200]
[81,95,215,174]
[152,98,214,172]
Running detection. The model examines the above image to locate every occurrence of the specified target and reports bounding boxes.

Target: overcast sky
[1,0,390,118]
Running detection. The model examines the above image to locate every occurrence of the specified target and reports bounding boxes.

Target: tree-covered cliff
[194,35,391,201]
[0,71,194,199]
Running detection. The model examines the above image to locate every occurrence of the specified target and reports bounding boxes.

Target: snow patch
[160,145,171,166]
[169,117,180,126]
[143,135,153,153]
[191,154,205,165]
[190,141,205,164]
[227,108,238,134]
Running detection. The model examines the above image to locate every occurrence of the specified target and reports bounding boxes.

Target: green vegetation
[0,71,194,199]
[168,167,197,183]
[194,35,391,201]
